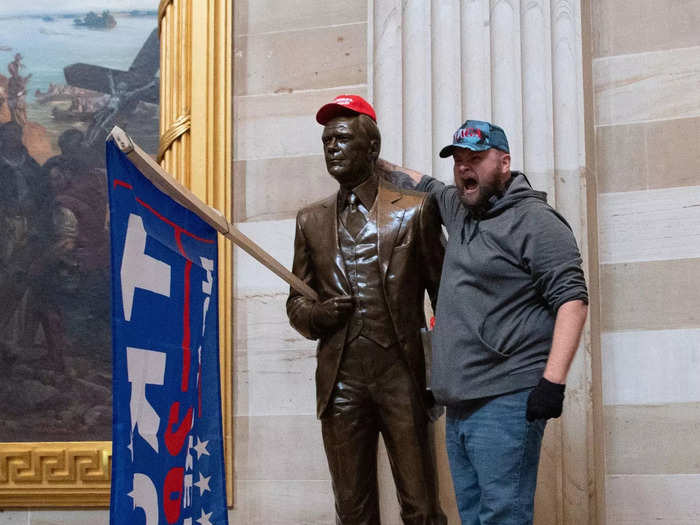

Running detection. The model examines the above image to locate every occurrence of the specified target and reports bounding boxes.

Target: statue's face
[321,116,372,189]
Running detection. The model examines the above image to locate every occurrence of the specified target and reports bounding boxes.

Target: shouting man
[380,120,589,524]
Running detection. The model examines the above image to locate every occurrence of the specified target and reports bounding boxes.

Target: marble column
[370,1,601,523]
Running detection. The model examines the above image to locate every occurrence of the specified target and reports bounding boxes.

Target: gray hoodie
[414,172,588,405]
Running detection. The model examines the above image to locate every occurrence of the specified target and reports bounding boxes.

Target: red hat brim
[316,96,377,125]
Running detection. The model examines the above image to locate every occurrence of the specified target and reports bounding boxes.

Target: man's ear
[500,152,511,173]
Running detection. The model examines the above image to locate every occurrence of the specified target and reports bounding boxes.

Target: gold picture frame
[0,0,233,508]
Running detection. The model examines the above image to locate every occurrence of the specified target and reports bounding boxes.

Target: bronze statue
[286,95,446,524]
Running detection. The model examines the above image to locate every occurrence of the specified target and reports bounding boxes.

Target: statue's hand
[311,296,355,332]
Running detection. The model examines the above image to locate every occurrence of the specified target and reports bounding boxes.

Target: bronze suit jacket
[286,177,445,418]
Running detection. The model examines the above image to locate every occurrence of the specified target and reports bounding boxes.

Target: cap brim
[316,103,356,125]
[438,143,491,158]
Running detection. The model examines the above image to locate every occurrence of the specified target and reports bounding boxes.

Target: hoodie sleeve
[520,204,589,312]
[415,175,462,227]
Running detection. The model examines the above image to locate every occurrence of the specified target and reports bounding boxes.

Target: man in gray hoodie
[380,120,588,525]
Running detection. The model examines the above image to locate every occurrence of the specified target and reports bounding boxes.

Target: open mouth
[463,177,478,192]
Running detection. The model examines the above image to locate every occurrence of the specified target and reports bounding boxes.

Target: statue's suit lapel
[320,195,351,293]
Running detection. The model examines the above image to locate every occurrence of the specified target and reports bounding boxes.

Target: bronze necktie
[345,192,367,238]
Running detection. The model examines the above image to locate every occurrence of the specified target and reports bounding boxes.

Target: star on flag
[196,508,213,525]
[193,437,210,459]
[195,473,212,495]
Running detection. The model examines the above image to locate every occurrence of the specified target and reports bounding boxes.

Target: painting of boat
[35,84,102,104]
[51,106,96,122]
[73,11,117,29]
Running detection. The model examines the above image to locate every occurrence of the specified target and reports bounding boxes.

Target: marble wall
[592,0,700,523]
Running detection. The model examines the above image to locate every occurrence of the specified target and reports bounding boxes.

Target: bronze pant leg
[373,360,447,525]
[321,372,381,525]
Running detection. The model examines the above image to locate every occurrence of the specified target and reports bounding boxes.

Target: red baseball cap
[316,94,377,125]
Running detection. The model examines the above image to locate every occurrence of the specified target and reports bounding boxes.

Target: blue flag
[107,141,228,525]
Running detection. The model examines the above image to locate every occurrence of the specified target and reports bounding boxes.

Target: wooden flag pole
[108,126,319,303]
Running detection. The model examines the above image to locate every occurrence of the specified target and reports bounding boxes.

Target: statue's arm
[418,194,445,311]
[286,213,319,340]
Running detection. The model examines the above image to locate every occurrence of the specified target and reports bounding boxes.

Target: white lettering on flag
[128,473,159,525]
[200,256,213,337]
[183,472,193,508]
[121,213,171,321]
[201,256,214,295]
[185,435,194,472]
[127,347,166,454]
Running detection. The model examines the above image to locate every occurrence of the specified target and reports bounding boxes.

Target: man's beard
[460,186,499,219]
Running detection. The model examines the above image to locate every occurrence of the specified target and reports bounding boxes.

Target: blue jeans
[445,389,546,525]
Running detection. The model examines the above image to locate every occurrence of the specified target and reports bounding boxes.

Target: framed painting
[0,0,233,507]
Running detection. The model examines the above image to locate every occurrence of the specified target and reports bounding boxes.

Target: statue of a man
[286,95,447,524]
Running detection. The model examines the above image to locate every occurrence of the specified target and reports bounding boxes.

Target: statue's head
[316,95,381,189]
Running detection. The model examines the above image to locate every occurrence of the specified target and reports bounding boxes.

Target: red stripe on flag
[135,197,215,244]
[181,260,192,392]
[114,180,214,244]
[174,230,185,257]
[113,179,133,189]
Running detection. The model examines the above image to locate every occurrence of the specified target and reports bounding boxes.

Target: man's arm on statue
[376,158,457,229]
[375,158,424,189]
[376,158,448,195]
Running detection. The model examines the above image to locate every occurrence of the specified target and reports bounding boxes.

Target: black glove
[311,296,355,333]
[526,377,565,422]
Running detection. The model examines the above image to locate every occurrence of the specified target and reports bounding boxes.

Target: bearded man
[380,120,589,525]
